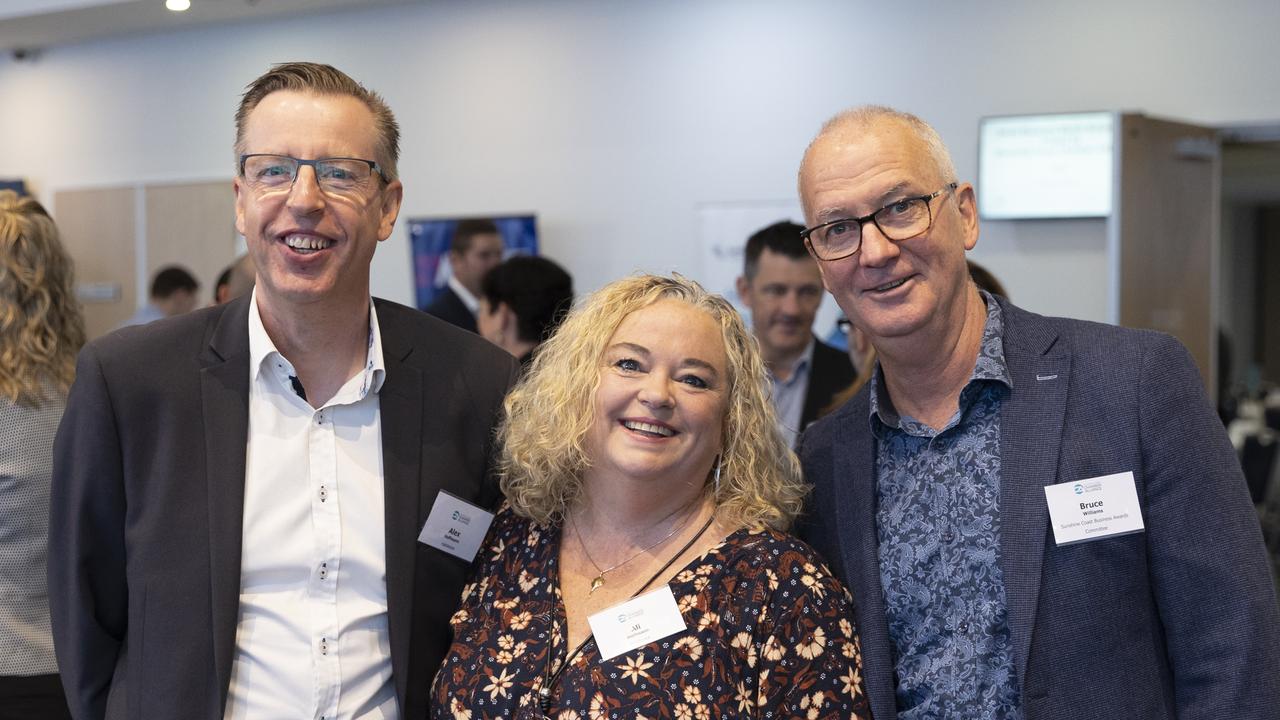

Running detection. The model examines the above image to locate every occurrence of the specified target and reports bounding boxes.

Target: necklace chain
[570,497,700,594]
[536,510,716,718]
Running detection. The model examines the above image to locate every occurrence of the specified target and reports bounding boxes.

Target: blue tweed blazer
[797,296,1280,720]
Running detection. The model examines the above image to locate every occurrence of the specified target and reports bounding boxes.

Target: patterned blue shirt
[870,292,1022,719]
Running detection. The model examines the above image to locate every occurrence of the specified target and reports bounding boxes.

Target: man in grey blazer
[795,105,1280,719]
[48,63,517,719]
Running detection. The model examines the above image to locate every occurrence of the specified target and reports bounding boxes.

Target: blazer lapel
[832,395,900,719]
[199,296,252,707]
[997,299,1070,687]
[375,305,424,713]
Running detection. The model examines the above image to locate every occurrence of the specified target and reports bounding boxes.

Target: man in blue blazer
[795,105,1280,719]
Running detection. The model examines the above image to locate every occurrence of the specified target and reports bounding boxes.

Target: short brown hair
[743,220,809,281]
[451,218,500,254]
[234,62,401,180]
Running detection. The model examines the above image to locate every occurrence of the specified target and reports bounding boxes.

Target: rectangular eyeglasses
[801,182,958,261]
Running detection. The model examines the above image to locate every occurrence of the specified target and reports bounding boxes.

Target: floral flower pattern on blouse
[431,505,870,719]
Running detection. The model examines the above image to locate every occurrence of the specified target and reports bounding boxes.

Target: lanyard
[532,511,716,718]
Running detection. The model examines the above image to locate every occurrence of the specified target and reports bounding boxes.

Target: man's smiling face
[234,90,402,313]
[800,117,977,348]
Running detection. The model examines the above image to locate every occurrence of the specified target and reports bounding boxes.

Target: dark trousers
[0,674,73,720]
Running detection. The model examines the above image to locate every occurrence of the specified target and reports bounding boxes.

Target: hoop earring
[712,454,722,495]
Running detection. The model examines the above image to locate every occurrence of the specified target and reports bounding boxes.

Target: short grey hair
[799,105,958,217]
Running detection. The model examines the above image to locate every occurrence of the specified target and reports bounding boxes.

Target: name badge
[588,585,687,661]
[418,491,494,562]
[1044,471,1145,546]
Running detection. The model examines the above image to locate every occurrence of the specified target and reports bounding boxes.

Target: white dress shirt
[446,274,480,315]
[224,291,396,720]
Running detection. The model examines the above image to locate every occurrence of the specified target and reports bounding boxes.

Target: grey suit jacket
[48,295,518,719]
[798,296,1280,720]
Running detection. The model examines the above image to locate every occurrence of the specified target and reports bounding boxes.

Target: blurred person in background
[736,220,854,447]
[212,265,233,305]
[0,189,81,719]
[425,218,505,333]
[212,253,256,306]
[119,264,199,327]
[476,254,574,370]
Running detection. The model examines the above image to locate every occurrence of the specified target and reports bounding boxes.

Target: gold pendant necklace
[535,512,716,717]
[570,498,700,595]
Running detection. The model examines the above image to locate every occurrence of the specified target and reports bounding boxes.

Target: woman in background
[432,273,869,719]
[0,190,82,718]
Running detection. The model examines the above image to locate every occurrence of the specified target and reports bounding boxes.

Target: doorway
[1219,125,1280,587]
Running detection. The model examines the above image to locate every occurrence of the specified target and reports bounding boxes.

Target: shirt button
[958,621,970,633]
[942,530,955,543]
[318,563,328,580]
[319,486,328,502]
[320,637,329,655]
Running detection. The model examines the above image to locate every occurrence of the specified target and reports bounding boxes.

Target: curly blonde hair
[0,190,86,406]
[499,273,805,530]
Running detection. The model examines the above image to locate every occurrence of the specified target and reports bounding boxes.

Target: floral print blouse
[431,505,871,719]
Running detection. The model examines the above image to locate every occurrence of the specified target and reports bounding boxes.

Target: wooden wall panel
[54,180,238,340]
[53,186,137,341]
[144,180,238,304]
[1118,114,1219,391]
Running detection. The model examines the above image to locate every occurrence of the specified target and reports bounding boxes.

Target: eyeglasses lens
[243,155,372,194]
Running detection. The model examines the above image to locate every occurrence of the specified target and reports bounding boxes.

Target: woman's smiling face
[586,298,728,487]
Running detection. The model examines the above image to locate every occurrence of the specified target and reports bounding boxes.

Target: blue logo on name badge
[452,510,460,520]
[1073,484,1084,495]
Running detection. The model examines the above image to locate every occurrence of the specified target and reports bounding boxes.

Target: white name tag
[1044,471,1145,546]
[588,585,687,661]
[417,491,495,562]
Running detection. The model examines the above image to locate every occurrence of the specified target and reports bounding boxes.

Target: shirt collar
[447,274,480,314]
[248,288,387,400]
[868,289,1012,432]
[770,336,817,387]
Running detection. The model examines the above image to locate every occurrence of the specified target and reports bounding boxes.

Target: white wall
[2,0,1278,322]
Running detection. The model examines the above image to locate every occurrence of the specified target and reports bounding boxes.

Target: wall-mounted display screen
[978,112,1115,219]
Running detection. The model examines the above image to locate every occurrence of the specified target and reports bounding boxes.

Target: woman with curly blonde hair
[432,273,868,719]
[0,189,81,717]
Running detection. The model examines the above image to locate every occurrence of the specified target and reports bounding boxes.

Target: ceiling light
[166,0,191,11]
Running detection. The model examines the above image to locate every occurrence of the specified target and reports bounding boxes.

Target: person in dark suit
[795,105,1280,719]
[736,221,855,447]
[424,218,505,333]
[48,62,517,720]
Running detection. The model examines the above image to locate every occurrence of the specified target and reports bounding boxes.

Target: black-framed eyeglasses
[238,154,389,195]
[801,182,958,261]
